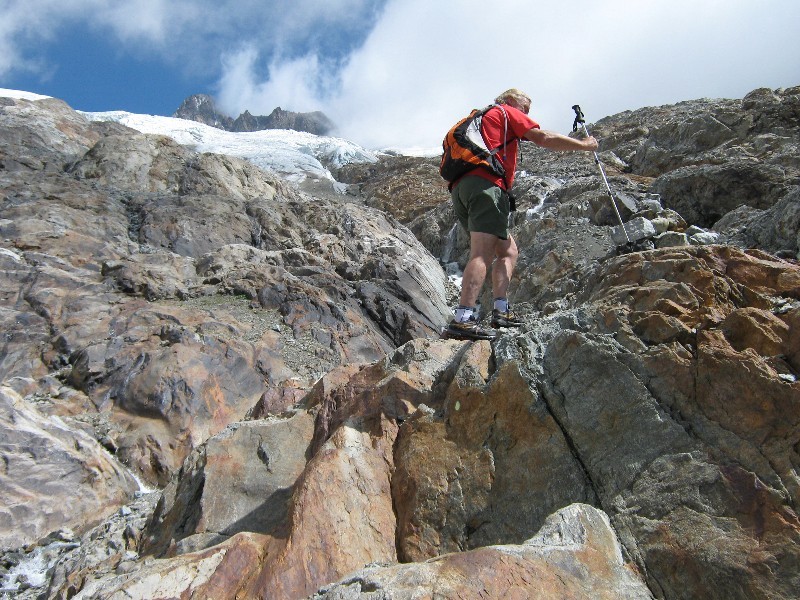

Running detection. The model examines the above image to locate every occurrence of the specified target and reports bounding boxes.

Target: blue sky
[2,0,799,149]
[2,21,208,115]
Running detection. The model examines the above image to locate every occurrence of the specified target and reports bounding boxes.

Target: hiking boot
[442,317,497,341]
[491,308,524,328]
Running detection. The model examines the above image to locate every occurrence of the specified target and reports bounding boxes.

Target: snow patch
[0,89,51,101]
[80,110,379,184]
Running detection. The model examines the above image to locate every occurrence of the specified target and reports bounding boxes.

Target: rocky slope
[1,86,798,600]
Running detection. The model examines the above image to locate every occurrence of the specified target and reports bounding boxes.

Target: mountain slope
[0,86,798,600]
[80,107,377,190]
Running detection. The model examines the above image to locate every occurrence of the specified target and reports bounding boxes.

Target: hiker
[444,88,599,340]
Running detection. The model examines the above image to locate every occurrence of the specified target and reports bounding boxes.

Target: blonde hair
[495,88,531,106]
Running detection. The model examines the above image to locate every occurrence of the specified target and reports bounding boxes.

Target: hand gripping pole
[572,105,630,243]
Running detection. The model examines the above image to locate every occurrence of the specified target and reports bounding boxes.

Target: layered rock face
[0,94,449,523]
[1,86,799,600]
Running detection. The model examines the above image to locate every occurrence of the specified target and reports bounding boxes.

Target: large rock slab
[715,187,800,259]
[312,504,654,600]
[393,344,596,559]
[59,531,269,600]
[73,416,402,600]
[0,93,452,493]
[650,161,790,228]
[0,96,101,171]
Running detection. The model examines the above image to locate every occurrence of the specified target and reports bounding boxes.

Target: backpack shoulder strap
[478,104,510,155]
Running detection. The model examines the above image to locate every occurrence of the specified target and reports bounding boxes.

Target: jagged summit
[173,93,335,135]
[172,93,231,129]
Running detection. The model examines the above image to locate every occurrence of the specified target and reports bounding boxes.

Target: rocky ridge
[1,86,799,599]
[173,93,335,136]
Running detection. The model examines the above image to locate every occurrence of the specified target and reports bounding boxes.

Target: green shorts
[451,175,510,240]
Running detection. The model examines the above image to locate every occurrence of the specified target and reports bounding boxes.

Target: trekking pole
[572,105,631,244]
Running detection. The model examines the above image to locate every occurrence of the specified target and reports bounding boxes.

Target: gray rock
[714,187,800,258]
[0,91,452,494]
[140,411,315,556]
[613,216,656,245]
[0,96,101,171]
[689,230,721,245]
[651,161,790,228]
[173,94,335,136]
[0,387,139,550]
[654,231,689,248]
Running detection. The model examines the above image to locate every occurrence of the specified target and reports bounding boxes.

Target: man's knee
[502,244,519,262]
[496,238,518,263]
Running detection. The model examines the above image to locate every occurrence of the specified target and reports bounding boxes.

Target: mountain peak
[173,94,233,130]
[173,94,335,136]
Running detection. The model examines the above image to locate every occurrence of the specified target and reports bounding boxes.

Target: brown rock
[245,418,400,599]
[59,532,268,599]
[392,413,494,562]
[721,307,791,357]
[313,504,654,600]
[307,338,470,454]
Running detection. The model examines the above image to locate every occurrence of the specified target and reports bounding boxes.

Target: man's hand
[525,128,600,152]
[583,136,599,151]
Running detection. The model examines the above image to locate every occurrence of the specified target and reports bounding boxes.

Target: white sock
[454,306,475,322]
[494,298,509,313]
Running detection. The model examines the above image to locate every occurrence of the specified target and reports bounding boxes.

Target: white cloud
[211,0,800,148]
[92,0,174,44]
[317,0,800,148]
[0,1,90,75]
[216,46,330,115]
[0,0,173,78]
[267,0,385,45]
[0,0,385,79]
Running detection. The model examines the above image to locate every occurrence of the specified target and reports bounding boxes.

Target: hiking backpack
[439,104,509,190]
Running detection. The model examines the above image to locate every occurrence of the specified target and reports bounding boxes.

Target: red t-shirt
[471,104,540,190]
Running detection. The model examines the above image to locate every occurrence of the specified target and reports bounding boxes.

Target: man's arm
[524,128,598,152]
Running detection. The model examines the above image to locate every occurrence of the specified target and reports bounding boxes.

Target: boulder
[140,411,315,556]
[650,161,790,228]
[715,188,800,258]
[0,96,101,171]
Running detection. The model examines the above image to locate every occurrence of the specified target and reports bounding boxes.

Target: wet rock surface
[1,86,799,599]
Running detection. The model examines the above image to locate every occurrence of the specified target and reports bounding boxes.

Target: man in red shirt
[445,88,599,341]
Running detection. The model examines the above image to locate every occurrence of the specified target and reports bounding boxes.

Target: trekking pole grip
[572,104,585,133]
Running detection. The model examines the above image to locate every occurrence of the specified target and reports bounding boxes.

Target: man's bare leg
[460,232,498,307]
[460,232,518,307]
[490,235,518,301]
